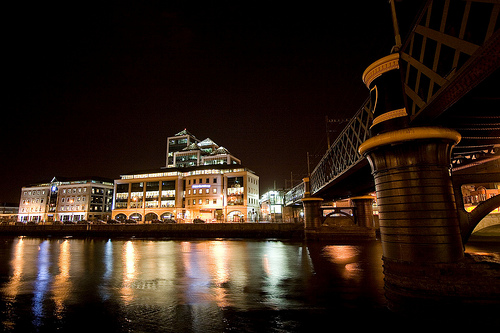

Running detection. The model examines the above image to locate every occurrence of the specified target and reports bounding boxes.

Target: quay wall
[0,223,305,239]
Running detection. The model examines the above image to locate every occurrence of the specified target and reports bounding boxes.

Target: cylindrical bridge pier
[359,126,463,263]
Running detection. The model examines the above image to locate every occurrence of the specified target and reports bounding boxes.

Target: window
[206,189,209,194]
[206,178,209,183]
[193,179,196,184]
[206,199,210,204]
[213,188,217,194]
[199,199,202,204]
[213,178,217,183]
[213,199,217,204]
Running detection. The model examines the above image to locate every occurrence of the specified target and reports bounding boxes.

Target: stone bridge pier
[358,52,500,312]
[301,178,376,241]
[359,127,464,264]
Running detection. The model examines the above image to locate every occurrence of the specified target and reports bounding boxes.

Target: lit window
[206,199,210,204]
[213,199,217,204]
[206,189,209,194]
[213,189,217,194]
[199,199,202,204]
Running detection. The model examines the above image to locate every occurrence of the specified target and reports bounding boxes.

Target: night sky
[3,1,424,203]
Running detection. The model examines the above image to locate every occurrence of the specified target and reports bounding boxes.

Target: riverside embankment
[0,222,305,239]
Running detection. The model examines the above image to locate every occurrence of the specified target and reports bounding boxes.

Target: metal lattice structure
[285,0,499,205]
[309,99,373,196]
[401,0,500,168]
[401,0,499,122]
[284,182,305,206]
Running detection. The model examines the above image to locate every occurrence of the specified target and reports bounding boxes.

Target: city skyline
[3,1,424,203]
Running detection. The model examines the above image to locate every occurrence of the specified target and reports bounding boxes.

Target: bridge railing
[310,98,373,195]
[284,182,305,206]
[400,0,499,123]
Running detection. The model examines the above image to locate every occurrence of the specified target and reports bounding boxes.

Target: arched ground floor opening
[145,212,158,221]
[115,213,127,221]
[129,213,142,221]
[228,210,244,222]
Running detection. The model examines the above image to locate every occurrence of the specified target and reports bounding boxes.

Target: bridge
[286,0,500,309]
[286,0,499,258]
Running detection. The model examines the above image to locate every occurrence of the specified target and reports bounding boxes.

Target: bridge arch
[469,199,500,235]
[321,208,356,227]
[460,194,500,243]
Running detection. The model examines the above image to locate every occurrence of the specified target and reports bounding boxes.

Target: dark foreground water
[0,237,498,332]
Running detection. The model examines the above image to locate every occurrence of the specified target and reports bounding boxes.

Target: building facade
[166,129,241,168]
[259,190,284,222]
[113,130,259,222]
[0,203,18,223]
[462,183,500,213]
[18,177,114,222]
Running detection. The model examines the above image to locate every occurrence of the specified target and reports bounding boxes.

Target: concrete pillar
[359,127,464,263]
[301,177,323,230]
[351,196,374,228]
[301,197,324,230]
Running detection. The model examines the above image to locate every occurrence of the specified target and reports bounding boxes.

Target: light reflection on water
[0,237,497,332]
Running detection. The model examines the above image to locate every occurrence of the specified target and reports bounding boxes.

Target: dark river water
[0,237,498,332]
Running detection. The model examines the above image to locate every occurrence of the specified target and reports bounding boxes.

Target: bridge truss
[286,0,499,206]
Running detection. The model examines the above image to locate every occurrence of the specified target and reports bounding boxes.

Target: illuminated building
[0,203,18,223]
[18,177,114,222]
[113,130,259,222]
[259,190,284,222]
[166,129,241,168]
[462,184,500,213]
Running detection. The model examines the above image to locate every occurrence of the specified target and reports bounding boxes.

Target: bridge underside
[312,68,499,202]
[312,159,374,202]
[430,70,499,167]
